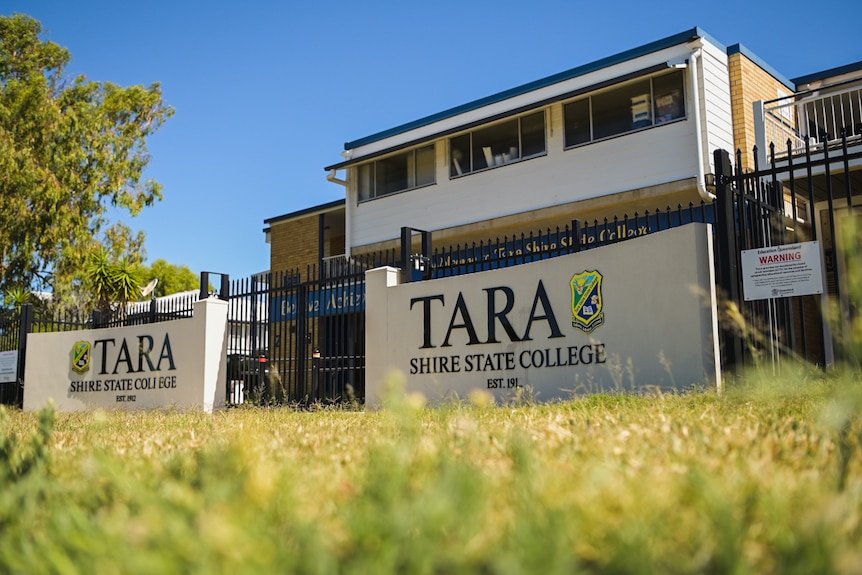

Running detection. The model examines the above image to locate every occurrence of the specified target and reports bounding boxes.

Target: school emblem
[72,341,91,374]
[570,270,604,333]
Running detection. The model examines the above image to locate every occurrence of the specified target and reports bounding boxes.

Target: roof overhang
[324,60,677,172]
[264,199,345,226]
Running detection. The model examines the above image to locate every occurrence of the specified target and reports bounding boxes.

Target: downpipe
[689,40,713,201]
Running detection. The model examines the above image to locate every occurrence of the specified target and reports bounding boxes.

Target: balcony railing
[756,79,862,159]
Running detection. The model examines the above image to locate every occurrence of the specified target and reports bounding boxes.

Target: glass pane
[450,134,471,176]
[592,79,651,140]
[564,99,591,147]
[358,163,374,201]
[376,150,411,196]
[415,145,435,186]
[653,71,685,125]
[520,111,546,158]
[472,118,519,170]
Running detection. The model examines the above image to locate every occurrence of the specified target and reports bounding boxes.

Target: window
[563,71,686,147]
[357,144,435,201]
[449,111,546,177]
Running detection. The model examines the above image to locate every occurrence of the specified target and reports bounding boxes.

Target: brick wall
[729,52,792,171]
[269,216,319,274]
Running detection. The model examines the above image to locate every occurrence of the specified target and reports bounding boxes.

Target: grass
[0,369,860,574]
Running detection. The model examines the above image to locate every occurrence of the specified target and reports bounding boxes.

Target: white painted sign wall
[24,299,229,413]
[365,224,721,406]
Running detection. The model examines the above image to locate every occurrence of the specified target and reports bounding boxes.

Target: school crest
[72,341,91,374]
[570,270,604,333]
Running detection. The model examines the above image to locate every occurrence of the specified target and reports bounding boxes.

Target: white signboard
[741,241,823,301]
[24,299,228,413]
[0,350,18,383]
[365,224,721,406]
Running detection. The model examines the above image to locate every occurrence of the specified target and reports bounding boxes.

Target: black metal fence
[111,292,198,328]
[225,250,398,405]
[0,307,25,406]
[428,204,715,278]
[713,134,862,372]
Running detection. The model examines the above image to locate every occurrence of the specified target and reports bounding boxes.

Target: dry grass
[1,367,860,574]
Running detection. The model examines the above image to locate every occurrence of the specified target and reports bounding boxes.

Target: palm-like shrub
[83,247,142,322]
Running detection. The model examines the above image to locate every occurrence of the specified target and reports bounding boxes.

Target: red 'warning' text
[759,252,801,264]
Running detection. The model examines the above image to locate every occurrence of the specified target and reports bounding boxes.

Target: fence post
[400,227,411,282]
[15,303,34,408]
[295,281,309,400]
[149,297,157,324]
[713,148,744,374]
[571,220,582,253]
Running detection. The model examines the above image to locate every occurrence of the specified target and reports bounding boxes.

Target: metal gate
[226,251,396,405]
[713,136,862,372]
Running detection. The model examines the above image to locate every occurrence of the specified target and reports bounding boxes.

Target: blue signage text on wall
[272,283,365,321]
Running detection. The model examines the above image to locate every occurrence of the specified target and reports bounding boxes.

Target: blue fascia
[726,43,795,91]
[264,198,345,226]
[792,61,862,88]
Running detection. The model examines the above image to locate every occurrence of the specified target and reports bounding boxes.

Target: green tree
[83,246,143,320]
[0,14,173,300]
[138,259,200,297]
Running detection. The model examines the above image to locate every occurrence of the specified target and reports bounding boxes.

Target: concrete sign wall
[24,298,229,413]
[366,224,720,406]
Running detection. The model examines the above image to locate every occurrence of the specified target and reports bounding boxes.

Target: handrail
[760,81,862,157]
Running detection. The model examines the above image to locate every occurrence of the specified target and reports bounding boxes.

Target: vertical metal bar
[713,149,744,373]
[15,303,34,407]
[295,278,308,400]
[400,226,411,283]
[841,130,853,213]
[422,229,432,264]
[570,220,581,254]
[199,271,209,301]
[784,140,810,362]
[823,136,840,303]
[250,274,259,391]
[220,274,230,301]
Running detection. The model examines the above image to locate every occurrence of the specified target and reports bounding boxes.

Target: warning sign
[741,241,824,301]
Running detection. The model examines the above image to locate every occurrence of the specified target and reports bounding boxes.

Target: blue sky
[6,0,862,280]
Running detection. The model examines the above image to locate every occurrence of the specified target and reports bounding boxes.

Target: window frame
[356,143,436,203]
[563,70,687,150]
[449,110,547,179]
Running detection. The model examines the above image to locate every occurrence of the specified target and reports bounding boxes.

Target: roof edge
[727,43,795,91]
[264,198,345,225]
[342,27,711,151]
[792,60,862,87]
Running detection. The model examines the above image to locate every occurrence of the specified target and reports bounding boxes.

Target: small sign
[741,241,824,301]
[0,350,18,383]
[272,283,365,321]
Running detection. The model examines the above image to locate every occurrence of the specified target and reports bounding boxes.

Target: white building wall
[700,40,734,171]
[345,36,734,249]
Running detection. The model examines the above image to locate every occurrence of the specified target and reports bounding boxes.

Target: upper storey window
[357,144,435,201]
[449,111,546,177]
[564,70,686,147]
